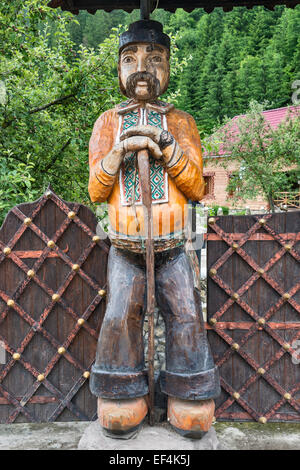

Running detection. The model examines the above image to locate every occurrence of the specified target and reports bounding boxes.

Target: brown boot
[168,397,215,439]
[98,396,148,439]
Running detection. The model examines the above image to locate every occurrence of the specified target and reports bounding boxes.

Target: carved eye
[149,56,162,63]
[123,56,135,64]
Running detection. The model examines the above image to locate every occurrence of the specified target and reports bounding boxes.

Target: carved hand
[100,135,162,176]
[120,125,178,166]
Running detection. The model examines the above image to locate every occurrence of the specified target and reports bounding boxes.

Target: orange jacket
[89,102,204,242]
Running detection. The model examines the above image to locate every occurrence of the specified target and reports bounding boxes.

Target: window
[203,173,215,197]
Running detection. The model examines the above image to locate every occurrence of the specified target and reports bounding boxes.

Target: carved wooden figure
[88,19,220,438]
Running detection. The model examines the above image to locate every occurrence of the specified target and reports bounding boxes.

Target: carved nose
[137,57,147,73]
[137,65,146,73]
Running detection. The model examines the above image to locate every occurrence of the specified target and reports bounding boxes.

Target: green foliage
[0,1,124,223]
[168,6,300,134]
[0,1,190,226]
[0,153,38,224]
[210,101,300,211]
[208,205,230,216]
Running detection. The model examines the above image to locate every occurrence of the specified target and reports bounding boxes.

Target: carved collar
[116,99,174,115]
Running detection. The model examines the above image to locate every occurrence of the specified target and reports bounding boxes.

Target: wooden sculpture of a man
[88,20,220,438]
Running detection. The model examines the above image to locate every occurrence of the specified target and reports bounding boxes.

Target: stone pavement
[78,421,222,450]
[0,421,300,450]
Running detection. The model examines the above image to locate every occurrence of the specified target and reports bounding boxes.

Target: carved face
[119,43,170,101]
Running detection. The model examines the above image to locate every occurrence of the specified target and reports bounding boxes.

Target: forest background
[0,1,299,224]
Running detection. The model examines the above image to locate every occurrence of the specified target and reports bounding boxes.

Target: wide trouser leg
[90,247,148,399]
[156,250,220,401]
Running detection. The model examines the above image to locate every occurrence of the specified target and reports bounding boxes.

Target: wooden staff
[137,149,155,426]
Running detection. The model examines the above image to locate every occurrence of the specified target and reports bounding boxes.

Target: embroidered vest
[117,107,169,206]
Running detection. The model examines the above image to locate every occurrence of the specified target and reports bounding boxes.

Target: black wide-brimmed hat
[119,20,170,53]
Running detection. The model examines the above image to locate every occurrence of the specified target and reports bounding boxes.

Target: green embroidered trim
[120,109,168,206]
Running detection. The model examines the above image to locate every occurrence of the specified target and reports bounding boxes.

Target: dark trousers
[90,246,220,401]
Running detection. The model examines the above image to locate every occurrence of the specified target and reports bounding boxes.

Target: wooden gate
[0,189,109,423]
[207,211,300,423]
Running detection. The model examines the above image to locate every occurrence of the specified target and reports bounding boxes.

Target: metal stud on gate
[68,211,76,219]
[52,293,60,302]
[259,417,267,424]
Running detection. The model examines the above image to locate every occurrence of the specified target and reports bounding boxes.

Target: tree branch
[44,138,72,171]
[29,93,76,114]
[2,93,76,128]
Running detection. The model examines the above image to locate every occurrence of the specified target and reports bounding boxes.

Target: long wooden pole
[137,149,155,426]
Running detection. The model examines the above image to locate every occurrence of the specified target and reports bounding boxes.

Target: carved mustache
[126,72,161,99]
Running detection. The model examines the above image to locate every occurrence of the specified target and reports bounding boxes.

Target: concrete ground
[0,421,300,450]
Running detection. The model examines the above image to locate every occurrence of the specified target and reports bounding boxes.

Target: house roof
[204,105,300,158]
[48,0,300,14]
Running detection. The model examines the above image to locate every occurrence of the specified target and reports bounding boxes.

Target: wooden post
[137,149,155,426]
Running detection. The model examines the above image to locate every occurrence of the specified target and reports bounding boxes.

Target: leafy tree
[210,101,300,211]
[0,1,121,226]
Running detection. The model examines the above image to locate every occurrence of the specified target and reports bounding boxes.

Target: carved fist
[121,125,174,149]
[120,125,175,164]
[120,135,162,160]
